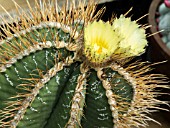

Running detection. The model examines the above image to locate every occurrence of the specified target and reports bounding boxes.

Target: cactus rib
[97,68,119,128]
[66,63,89,127]
[109,62,169,127]
[0,22,79,72]
[0,55,74,127]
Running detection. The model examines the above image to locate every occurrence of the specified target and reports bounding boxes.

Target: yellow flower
[83,16,148,65]
[112,15,148,57]
[84,20,120,63]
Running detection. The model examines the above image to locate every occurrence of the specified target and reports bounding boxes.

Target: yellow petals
[112,15,148,57]
[83,15,148,65]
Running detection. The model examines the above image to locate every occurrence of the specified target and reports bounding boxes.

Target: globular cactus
[0,0,169,128]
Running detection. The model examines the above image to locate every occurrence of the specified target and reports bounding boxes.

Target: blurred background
[0,0,170,128]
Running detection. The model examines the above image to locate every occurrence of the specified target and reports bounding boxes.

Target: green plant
[0,0,169,128]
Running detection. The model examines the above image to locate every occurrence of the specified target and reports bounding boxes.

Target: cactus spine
[0,0,169,128]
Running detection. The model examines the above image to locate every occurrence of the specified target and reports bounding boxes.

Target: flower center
[84,20,119,64]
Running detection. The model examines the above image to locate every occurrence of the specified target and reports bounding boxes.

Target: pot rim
[148,0,170,58]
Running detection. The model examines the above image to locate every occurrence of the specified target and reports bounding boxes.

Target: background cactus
[0,0,169,128]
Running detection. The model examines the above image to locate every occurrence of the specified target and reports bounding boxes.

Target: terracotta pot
[148,0,170,77]
[149,1,170,115]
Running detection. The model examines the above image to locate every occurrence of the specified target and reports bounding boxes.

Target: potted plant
[0,0,169,127]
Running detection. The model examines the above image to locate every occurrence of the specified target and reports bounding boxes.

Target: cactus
[0,0,169,128]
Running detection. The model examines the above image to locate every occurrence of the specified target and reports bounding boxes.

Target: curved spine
[110,62,169,128]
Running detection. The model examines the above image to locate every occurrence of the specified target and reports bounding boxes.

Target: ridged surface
[45,65,81,128]
[81,70,113,127]
[0,48,56,109]
[104,68,134,115]
[18,63,77,128]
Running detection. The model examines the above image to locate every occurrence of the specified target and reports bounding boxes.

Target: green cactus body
[0,0,169,128]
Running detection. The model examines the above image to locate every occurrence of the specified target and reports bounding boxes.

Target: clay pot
[148,0,170,77]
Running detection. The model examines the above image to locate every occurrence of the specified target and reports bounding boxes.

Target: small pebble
[159,12,170,35]
[165,0,170,8]
[158,15,164,23]
[168,33,170,41]
[166,42,170,49]
[161,36,168,43]
[159,3,170,15]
